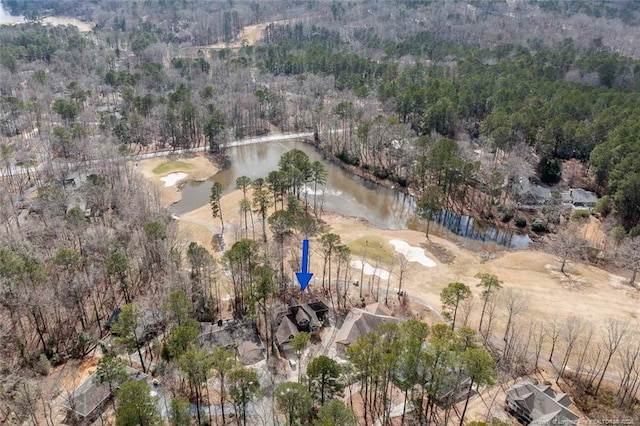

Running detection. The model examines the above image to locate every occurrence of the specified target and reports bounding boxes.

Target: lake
[170,140,531,250]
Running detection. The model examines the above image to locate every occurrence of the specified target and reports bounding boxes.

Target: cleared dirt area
[582,215,610,249]
[0,16,95,31]
[181,19,296,55]
[41,17,95,32]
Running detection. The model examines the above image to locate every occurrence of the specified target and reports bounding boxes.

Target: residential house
[276,317,299,351]
[275,300,329,350]
[334,306,403,357]
[506,378,579,425]
[515,178,553,207]
[62,367,148,420]
[198,320,265,365]
[561,188,598,210]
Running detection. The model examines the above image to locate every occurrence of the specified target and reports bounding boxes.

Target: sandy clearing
[136,153,218,206]
[182,19,298,53]
[41,16,95,32]
[582,215,609,249]
[160,172,187,187]
[350,260,390,280]
[0,16,95,31]
[389,239,436,267]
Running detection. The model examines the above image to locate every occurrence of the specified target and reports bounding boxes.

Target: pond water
[170,140,530,250]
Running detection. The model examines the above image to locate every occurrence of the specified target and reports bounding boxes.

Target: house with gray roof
[334,307,403,357]
[198,320,265,365]
[276,317,299,351]
[506,378,579,425]
[561,188,598,210]
[62,367,148,420]
[275,300,329,350]
[515,178,552,206]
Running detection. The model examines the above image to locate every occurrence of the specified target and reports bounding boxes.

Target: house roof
[276,317,299,345]
[334,309,402,353]
[515,178,552,204]
[570,188,598,204]
[364,302,392,316]
[61,367,147,418]
[506,379,578,425]
[198,320,265,365]
[295,306,311,323]
[299,304,322,328]
[307,300,329,313]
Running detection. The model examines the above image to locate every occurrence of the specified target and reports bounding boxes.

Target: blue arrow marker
[295,239,314,292]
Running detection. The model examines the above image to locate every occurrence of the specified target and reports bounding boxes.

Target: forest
[2,0,640,425]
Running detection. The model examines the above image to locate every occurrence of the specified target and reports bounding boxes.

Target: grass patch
[347,236,397,267]
[152,161,195,175]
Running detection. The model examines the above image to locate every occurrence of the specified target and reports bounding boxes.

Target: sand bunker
[160,172,187,187]
[350,260,390,280]
[390,239,436,267]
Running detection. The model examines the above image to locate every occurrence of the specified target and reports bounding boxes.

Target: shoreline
[305,137,532,248]
[159,137,531,252]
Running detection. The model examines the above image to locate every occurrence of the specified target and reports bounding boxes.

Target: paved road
[171,214,220,235]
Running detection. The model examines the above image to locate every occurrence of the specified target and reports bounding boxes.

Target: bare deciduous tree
[595,319,629,395]
[531,320,547,371]
[502,288,527,343]
[459,295,475,329]
[545,317,562,364]
[483,291,501,340]
[574,321,595,379]
[558,315,583,381]
[616,236,640,287]
[547,224,587,274]
[619,330,640,405]
[396,252,411,295]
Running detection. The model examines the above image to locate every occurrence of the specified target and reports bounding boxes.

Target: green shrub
[501,211,513,223]
[594,195,611,216]
[335,150,360,166]
[538,157,562,184]
[515,217,527,228]
[611,225,627,243]
[531,218,547,232]
[571,209,590,221]
[35,353,50,376]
